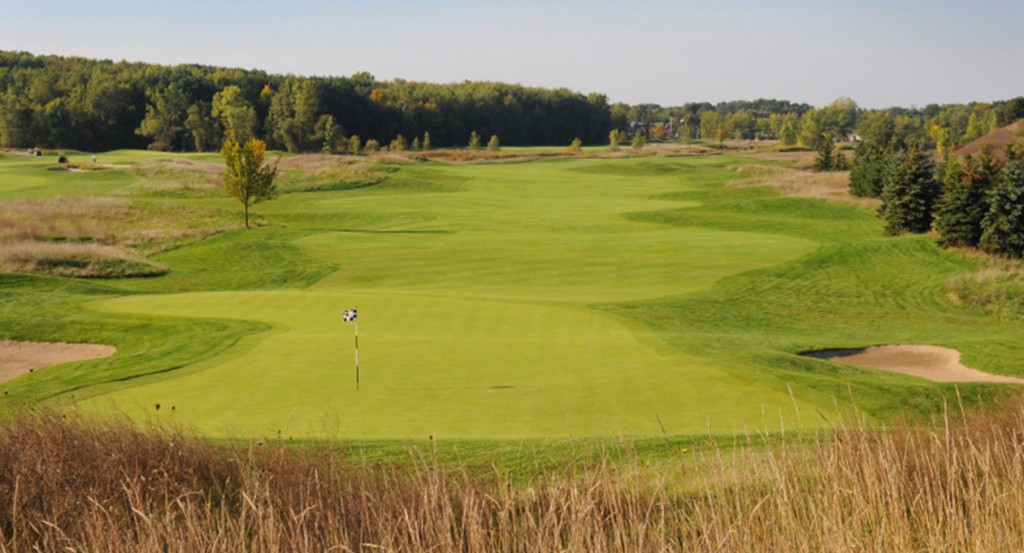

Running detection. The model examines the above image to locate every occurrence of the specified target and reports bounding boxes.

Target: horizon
[1,0,1022,109]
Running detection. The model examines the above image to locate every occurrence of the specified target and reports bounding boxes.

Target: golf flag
[343,308,357,322]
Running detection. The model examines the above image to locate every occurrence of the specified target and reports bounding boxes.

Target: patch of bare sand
[0,340,116,384]
[804,345,1024,384]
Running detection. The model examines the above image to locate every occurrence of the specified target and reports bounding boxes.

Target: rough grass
[0,242,166,278]
[945,256,1024,317]
[3,398,1024,551]
[0,196,226,277]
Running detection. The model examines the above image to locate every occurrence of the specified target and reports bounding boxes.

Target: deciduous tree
[221,138,279,229]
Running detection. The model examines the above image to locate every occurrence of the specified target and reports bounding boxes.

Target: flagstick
[354,306,359,391]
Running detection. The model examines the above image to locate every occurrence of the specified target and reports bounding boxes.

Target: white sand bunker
[0,340,116,384]
[804,345,1024,384]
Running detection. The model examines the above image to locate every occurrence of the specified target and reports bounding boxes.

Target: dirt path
[804,345,1024,384]
[0,340,116,384]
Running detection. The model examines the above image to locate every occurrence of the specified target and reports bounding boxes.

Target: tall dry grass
[2,398,1024,551]
[0,196,224,277]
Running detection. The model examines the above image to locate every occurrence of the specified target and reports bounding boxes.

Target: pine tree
[814,134,834,171]
[487,135,500,151]
[849,142,889,198]
[935,153,999,248]
[980,149,1024,257]
[879,149,941,235]
[468,131,481,150]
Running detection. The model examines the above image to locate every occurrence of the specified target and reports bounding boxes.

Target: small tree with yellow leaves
[221,138,279,228]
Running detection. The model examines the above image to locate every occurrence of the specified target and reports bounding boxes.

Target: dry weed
[1,400,1024,551]
[727,163,876,208]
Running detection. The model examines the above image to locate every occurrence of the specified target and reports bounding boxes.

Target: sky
[1,0,1021,109]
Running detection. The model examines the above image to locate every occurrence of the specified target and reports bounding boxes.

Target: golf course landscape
[3,149,1023,441]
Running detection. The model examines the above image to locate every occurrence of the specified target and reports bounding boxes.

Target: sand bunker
[0,340,116,384]
[804,345,1024,384]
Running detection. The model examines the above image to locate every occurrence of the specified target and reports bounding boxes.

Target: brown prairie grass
[0,241,166,278]
[0,196,228,277]
[2,398,1024,552]
[727,162,877,209]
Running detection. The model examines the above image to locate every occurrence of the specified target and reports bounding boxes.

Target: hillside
[954,118,1024,158]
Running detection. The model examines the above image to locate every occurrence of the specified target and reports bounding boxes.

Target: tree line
[0,51,612,152]
[2,51,1022,154]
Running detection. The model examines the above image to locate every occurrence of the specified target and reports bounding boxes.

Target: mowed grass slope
[2,151,1023,440]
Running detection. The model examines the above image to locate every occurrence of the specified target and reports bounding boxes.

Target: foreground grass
[2,399,1024,551]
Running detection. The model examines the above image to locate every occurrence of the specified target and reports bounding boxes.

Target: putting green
[87,290,817,438]
[79,157,830,439]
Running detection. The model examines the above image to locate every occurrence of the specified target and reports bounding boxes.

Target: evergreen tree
[487,135,500,151]
[980,149,1024,257]
[468,130,480,150]
[348,135,361,154]
[935,153,999,247]
[814,134,834,171]
[422,132,431,151]
[568,137,582,152]
[879,149,941,235]
[849,142,890,198]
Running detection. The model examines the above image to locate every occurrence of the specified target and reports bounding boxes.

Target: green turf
[2,151,1023,441]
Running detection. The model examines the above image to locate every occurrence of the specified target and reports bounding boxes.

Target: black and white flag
[342,308,358,322]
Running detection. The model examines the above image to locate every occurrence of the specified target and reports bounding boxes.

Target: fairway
[5,152,1024,440]
[80,157,824,439]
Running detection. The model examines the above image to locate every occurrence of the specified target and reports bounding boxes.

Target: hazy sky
[1,0,1021,108]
